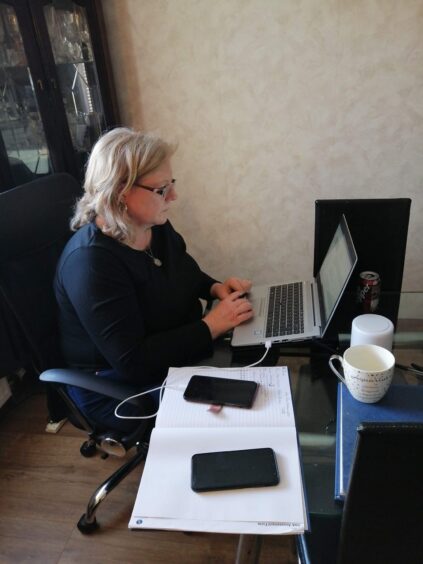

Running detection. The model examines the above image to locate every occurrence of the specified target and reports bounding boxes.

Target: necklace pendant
[153,257,162,267]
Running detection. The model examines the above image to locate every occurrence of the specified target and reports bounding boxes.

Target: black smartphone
[191,447,280,492]
[183,375,258,408]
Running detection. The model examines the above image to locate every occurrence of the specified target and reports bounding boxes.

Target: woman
[54,127,253,431]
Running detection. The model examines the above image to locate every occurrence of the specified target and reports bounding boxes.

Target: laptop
[231,215,357,347]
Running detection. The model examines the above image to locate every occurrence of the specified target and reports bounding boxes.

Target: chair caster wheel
[80,440,97,457]
[77,513,98,534]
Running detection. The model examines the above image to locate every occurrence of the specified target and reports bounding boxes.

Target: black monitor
[314,198,411,334]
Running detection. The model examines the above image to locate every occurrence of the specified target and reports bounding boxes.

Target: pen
[395,363,423,377]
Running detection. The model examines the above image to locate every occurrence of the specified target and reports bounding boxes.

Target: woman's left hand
[211,277,252,300]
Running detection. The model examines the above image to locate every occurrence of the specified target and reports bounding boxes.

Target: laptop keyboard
[265,282,304,337]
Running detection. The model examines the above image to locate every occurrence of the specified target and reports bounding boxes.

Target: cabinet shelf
[0,0,119,192]
[55,58,95,66]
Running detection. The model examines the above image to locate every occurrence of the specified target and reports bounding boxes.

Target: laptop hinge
[311,281,321,328]
[310,282,316,325]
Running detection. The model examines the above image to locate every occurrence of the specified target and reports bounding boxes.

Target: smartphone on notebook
[183,375,258,408]
[191,447,280,492]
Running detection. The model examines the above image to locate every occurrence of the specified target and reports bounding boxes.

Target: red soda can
[357,271,381,312]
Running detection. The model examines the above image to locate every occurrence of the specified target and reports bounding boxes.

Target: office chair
[297,422,423,564]
[313,198,411,336]
[337,422,423,564]
[0,174,155,533]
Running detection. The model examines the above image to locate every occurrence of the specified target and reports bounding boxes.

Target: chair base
[77,514,99,534]
[80,439,97,457]
[77,442,149,533]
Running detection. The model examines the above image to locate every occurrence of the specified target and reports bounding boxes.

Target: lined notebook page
[156,366,294,429]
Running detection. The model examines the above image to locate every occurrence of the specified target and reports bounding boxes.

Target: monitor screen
[317,216,357,332]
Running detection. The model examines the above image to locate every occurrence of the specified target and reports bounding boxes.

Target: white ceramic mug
[329,344,395,403]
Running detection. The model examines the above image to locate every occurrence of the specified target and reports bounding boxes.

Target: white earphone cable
[114,340,273,420]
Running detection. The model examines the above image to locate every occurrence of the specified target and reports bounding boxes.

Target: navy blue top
[54,221,216,390]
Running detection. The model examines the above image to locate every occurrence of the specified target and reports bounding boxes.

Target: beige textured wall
[101,0,423,290]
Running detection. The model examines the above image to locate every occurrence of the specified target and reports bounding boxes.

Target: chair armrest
[40,368,151,406]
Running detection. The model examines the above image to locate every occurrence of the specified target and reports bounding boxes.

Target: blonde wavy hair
[71,127,175,242]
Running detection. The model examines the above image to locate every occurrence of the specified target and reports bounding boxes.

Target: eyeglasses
[133,178,176,198]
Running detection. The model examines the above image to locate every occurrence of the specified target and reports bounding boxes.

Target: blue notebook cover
[335,383,423,501]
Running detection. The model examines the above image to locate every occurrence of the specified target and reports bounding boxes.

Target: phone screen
[191,447,280,492]
[183,375,258,408]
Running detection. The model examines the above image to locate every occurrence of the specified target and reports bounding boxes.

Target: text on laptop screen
[318,219,356,329]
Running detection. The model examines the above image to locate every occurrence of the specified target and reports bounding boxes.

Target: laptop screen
[317,215,357,333]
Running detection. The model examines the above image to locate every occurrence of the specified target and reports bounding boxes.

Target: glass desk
[225,292,423,563]
[282,292,423,564]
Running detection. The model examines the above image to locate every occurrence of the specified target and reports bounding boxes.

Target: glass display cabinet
[0,0,119,191]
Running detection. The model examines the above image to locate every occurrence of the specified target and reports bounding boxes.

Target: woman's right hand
[202,291,254,339]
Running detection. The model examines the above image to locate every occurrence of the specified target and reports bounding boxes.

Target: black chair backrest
[338,422,423,564]
[314,198,411,334]
[0,173,81,372]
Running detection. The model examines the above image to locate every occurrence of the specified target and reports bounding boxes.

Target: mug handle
[329,355,346,384]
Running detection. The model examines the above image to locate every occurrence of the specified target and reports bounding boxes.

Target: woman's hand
[203,291,253,339]
[211,277,252,301]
